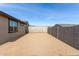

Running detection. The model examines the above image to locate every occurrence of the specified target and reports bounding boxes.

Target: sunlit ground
[0,33,79,56]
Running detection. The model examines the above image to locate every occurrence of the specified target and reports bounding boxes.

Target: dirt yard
[0,33,79,56]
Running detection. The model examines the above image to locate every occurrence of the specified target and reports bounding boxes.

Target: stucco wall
[0,15,28,44]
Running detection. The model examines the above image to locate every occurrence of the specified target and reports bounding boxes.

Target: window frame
[8,19,18,33]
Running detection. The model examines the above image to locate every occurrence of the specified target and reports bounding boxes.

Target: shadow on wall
[47,25,79,50]
[8,33,27,42]
[0,22,29,45]
[0,32,29,46]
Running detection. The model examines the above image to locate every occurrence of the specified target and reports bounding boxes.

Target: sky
[0,3,79,26]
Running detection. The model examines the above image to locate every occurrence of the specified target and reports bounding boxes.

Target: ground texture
[0,33,79,56]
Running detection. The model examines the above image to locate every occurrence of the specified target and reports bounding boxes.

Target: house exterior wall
[0,15,28,44]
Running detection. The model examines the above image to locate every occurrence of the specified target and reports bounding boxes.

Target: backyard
[0,33,79,56]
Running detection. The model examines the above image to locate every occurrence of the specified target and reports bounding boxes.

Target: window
[20,22,24,26]
[8,20,18,33]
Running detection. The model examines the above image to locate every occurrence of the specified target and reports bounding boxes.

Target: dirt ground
[0,33,79,56]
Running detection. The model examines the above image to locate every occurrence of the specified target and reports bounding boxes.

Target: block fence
[48,24,79,50]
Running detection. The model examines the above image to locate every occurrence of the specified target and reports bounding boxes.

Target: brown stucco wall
[0,15,28,44]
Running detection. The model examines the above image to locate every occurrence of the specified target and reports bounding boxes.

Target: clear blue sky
[0,3,79,26]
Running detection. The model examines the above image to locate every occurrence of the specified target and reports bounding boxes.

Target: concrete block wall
[60,27,74,46]
[48,25,79,49]
[56,27,64,41]
[51,27,57,37]
[48,27,53,35]
[29,26,48,33]
[74,25,79,49]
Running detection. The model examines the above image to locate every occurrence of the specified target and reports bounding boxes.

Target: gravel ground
[0,33,79,56]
